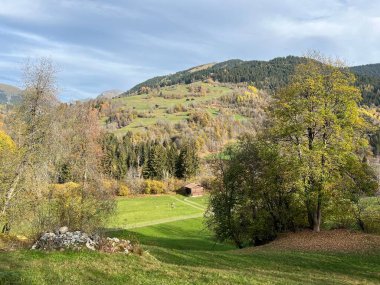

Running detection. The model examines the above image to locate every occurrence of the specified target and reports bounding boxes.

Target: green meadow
[1,195,379,285]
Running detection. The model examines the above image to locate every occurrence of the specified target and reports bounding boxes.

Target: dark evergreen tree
[176,141,199,179]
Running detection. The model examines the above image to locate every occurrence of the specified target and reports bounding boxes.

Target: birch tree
[1,58,58,232]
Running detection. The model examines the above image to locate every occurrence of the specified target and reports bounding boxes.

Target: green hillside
[124,56,380,106]
[100,81,253,137]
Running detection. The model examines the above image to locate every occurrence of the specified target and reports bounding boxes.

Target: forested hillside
[351,63,380,77]
[126,56,380,106]
[126,56,304,94]
[351,64,380,105]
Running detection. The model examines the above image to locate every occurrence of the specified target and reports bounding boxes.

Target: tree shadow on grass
[107,227,232,252]
[145,246,380,284]
[105,227,380,284]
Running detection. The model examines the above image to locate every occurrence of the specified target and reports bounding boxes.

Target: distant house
[181,183,204,197]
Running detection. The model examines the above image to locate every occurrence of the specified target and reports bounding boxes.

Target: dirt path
[170,196,206,211]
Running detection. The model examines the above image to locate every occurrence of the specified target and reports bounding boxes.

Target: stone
[59,226,69,234]
[85,241,95,251]
[31,230,136,254]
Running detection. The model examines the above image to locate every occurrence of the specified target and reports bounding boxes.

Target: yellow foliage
[102,179,119,194]
[248,85,259,94]
[0,130,16,153]
[118,184,130,196]
[143,179,165,194]
[51,182,81,192]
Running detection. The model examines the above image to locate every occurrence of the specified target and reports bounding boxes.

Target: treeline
[102,133,199,181]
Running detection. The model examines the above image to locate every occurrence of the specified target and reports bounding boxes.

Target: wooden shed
[182,183,204,197]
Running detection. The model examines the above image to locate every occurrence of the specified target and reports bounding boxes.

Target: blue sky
[0,0,379,101]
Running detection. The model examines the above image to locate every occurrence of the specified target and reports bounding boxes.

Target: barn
[182,183,204,197]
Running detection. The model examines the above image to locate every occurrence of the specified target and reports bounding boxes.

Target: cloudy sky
[0,0,379,101]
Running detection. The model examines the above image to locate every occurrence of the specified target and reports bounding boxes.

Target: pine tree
[176,141,199,179]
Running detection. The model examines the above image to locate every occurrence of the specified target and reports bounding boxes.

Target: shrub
[37,181,115,234]
[164,178,183,192]
[118,184,130,196]
[359,197,380,233]
[143,180,165,194]
[102,179,119,195]
[188,110,212,127]
[323,197,357,230]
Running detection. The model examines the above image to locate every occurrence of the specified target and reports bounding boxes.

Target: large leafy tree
[270,55,377,231]
[207,137,302,248]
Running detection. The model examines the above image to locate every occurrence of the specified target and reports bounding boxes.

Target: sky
[0,0,379,101]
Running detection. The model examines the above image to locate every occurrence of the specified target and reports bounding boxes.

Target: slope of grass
[109,195,206,228]
[1,195,379,285]
[107,82,234,135]
[1,240,379,285]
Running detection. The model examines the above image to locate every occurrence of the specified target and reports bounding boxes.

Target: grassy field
[108,195,208,229]
[1,195,380,285]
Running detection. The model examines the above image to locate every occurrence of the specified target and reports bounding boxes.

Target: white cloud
[1,0,380,100]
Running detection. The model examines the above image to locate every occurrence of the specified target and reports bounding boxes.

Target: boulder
[58,226,69,234]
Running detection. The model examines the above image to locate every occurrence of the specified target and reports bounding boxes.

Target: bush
[323,197,357,230]
[143,180,165,194]
[102,179,119,195]
[359,197,380,233]
[164,178,183,192]
[36,182,115,234]
[49,182,82,230]
[117,184,130,196]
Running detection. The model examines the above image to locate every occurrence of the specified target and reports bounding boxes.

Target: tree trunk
[312,196,322,232]
[1,171,21,216]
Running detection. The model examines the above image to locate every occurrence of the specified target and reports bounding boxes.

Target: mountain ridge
[124,56,380,105]
[0,83,22,105]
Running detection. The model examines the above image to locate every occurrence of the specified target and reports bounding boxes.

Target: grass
[108,195,206,228]
[0,195,379,285]
[106,82,234,135]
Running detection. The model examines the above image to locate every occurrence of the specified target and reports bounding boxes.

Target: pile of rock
[99,237,133,254]
[31,226,135,254]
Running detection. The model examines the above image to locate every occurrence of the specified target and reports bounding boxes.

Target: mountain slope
[97,89,124,100]
[351,63,380,78]
[125,56,380,106]
[126,56,304,94]
[351,64,380,105]
[0,83,22,104]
